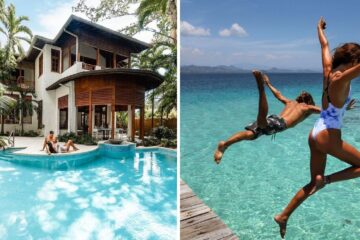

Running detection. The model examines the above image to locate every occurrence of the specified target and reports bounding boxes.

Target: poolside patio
[10,137,99,155]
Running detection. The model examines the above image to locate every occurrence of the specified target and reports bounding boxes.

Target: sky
[181,0,360,70]
[1,0,153,52]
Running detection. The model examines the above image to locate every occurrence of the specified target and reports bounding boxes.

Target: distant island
[181,65,321,74]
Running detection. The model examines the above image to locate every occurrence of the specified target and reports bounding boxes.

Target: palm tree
[0,3,32,136]
[0,4,32,58]
[137,0,177,44]
[0,83,15,135]
[0,0,4,13]
[10,86,36,136]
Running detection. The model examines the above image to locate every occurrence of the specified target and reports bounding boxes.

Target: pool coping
[2,143,176,170]
[8,143,177,157]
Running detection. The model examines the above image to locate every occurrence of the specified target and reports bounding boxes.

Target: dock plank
[180,180,239,240]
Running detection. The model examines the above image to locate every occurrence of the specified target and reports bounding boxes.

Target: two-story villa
[6,15,163,141]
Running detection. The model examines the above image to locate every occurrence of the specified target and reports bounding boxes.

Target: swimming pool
[0,144,177,239]
[181,73,360,239]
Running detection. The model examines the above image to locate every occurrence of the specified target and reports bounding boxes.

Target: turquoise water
[181,73,360,239]
[0,148,177,239]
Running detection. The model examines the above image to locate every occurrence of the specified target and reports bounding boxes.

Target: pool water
[0,148,177,239]
[181,73,360,239]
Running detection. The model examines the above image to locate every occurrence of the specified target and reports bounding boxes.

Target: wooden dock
[180,179,239,240]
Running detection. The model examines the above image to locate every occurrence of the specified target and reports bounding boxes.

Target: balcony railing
[82,62,97,71]
[3,76,34,91]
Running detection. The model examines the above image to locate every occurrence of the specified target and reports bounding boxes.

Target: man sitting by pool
[41,130,79,154]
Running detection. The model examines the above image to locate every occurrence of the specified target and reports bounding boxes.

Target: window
[59,108,68,129]
[10,69,24,85]
[116,54,129,68]
[51,49,60,72]
[39,54,43,77]
[95,105,108,128]
[77,107,89,133]
[99,50,113,68]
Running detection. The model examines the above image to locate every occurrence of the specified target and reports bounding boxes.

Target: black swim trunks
[245,114,287,139]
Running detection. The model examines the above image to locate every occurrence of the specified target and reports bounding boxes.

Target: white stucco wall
[32,44,87,135]
[2,114,38,135]
[7,40,107,135]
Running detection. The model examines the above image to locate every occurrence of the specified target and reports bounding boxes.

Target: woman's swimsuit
[311,76,351,139]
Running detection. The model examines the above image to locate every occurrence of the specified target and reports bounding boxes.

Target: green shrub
[58,132,97,145]
[77,134,97,145]
[58,132,77,142]
[142,137,161,147]
[23,130,39,137]
[152,126,176,140]
[161,139,177,148]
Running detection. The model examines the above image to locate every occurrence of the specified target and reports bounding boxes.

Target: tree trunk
[167,0,177,45]
[151,91,154,129]
[21,109,24,136]
[1,113,4,135]
[160,107,164,126]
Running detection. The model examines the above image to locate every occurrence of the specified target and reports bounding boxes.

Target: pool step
[0,154,14,161]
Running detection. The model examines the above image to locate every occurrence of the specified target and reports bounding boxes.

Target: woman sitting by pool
[274,17,360,238]
[214,70,321,164]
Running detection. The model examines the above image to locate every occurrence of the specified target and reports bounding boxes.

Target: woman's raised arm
[318,17,332,77]
[333,63,360,84]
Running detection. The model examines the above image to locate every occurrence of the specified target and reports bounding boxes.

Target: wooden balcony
[3,76,35,91]
[82,62,97,71]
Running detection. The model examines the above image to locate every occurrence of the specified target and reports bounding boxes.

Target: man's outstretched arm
[263,73,290,104]
[308,105,321,114]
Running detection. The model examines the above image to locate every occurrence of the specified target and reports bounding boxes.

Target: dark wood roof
[46,68,164,91]
[23,15,149,61]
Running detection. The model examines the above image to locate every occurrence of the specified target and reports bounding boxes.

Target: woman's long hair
[332,43,360,69]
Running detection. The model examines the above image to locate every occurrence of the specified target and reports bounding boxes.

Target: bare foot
[252,70,264,91]
[274,214,287,239]
[214,141,227,164]
[309,175,325,195]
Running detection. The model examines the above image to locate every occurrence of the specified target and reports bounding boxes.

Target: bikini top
[320,73,352,127]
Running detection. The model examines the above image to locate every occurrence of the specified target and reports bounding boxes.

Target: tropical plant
[74,0,176,44]
[152,126,175,140]
[0,3,32,58]
[58,132,97,145]
[0,2,32,135]
[131,19,177,124]
[0,83,15,135]
[116,111,128,129]
[8,86,37,136]
[137,0,177,44]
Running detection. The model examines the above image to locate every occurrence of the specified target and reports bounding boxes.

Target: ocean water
[0,150,177,240]
[180,73,360,239]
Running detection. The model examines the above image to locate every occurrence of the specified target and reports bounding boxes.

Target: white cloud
[191,48,203,55]
[181,21,210,37]
[219,23,248,37]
